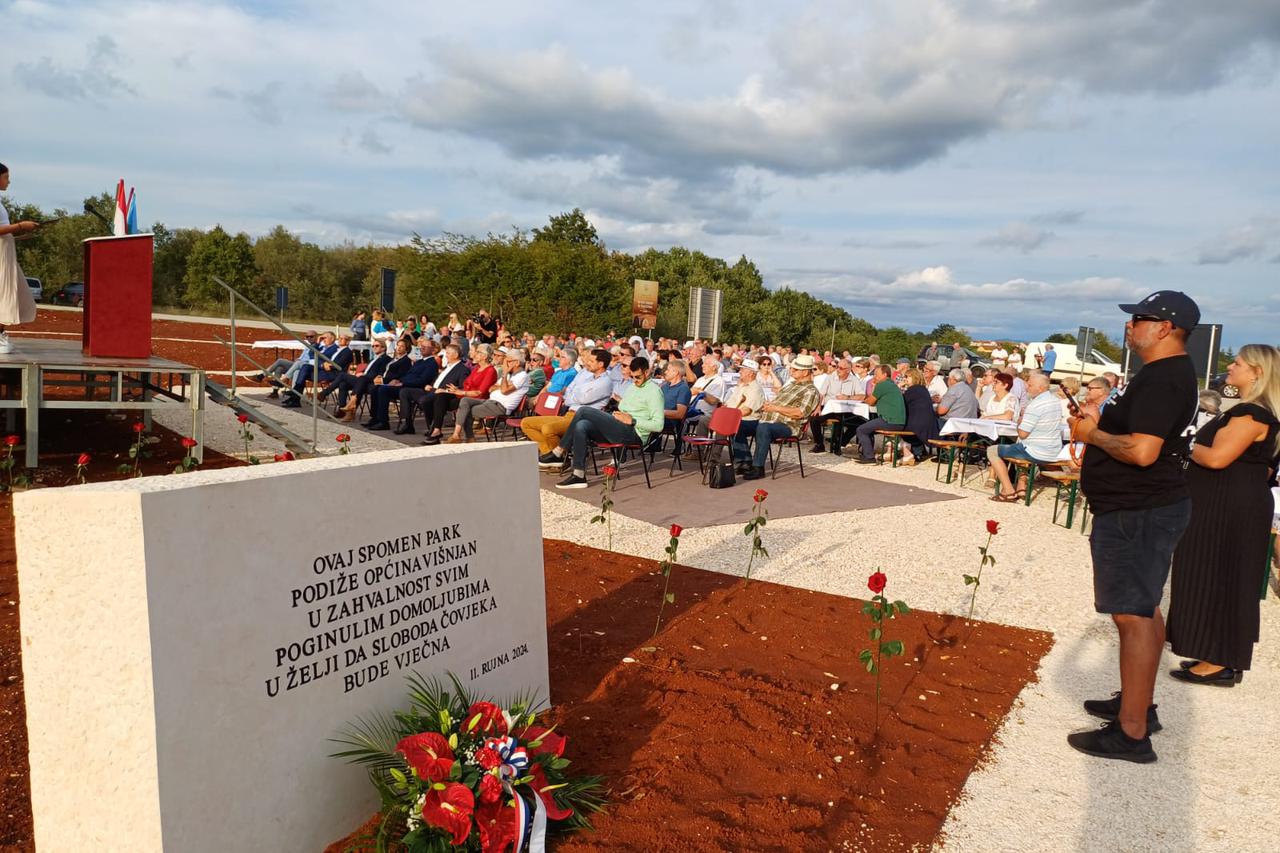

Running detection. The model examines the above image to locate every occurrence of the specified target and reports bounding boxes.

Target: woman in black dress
[1167,344,1280,685]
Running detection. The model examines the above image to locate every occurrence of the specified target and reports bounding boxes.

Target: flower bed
[330,540,1053,852]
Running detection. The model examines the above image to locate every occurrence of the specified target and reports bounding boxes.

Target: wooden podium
[82,234,154,358]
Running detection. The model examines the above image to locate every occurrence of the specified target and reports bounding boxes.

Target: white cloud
[979,222,1056,253]
[1195,215,1280,264]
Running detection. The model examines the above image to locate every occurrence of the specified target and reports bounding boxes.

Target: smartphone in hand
[1065,393,1082,417]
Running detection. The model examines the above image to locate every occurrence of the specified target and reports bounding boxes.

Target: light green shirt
[619,380,666,442]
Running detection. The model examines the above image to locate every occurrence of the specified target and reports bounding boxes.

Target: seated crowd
[255,318,1124,494]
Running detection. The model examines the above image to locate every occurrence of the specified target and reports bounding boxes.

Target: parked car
[916,344,989,371]
[1023,342,1121,383]
[25,277,43,302]
[52,282,85,306]
[1209,372,1240,398]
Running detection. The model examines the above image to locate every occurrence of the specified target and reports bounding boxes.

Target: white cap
[683,340,696,349]
[741,358,759,371]
[582,339,596,348]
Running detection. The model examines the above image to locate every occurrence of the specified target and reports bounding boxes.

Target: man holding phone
[1067,291,1200,763]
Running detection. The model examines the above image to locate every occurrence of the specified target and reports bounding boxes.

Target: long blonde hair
[1238,344,1280,456]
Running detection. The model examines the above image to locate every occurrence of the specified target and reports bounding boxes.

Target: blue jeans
[733,420,791,468]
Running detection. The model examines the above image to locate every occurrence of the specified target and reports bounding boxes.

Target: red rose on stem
[464,701,508,735]
[336,433,351,443]
[867,571,887,595]
[3,435,18,447]
[669,523,683,538]
[602,465,617,477]
[77,452,91,466]
[181,437,198,449]
[421,782,474,846]
[754,489,768,502]
[274,451,295,462]
[986,519,1000,535]
[396,732,455,782]
[132,422,145,434]
[237,413,249,424]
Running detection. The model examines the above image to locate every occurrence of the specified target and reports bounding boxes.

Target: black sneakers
[555,474,588,489]
[1067,719,1156,763]
[1082,691,1163,733]
[538,451,566,469]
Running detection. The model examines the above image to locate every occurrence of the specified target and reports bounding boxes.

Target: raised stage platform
[0,337,205,468]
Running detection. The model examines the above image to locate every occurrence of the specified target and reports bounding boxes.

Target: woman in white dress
[0,163,40,353]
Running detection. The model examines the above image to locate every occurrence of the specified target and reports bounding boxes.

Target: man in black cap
[1066,290,1201,763]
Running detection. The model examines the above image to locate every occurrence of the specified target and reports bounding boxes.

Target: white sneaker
[0,332,11,354]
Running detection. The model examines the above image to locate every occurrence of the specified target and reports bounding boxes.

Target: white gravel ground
[186,406,1279,852]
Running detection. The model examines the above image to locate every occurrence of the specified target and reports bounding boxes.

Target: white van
[1024,342,1121,383]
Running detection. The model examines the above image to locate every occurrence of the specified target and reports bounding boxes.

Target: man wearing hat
[1067,290,1201,763]
[731,353,822,480]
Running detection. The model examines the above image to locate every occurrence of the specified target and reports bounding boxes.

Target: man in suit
[399,344,469,435]
[365,337,441,431]
[324,338,392,412]
[283,333,353,408]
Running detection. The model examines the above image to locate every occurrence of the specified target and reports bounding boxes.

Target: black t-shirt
[1081,353,1198,514]
[477,316,498,343]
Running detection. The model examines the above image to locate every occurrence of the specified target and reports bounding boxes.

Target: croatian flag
[113,179,128,236]
[126,188,138,235]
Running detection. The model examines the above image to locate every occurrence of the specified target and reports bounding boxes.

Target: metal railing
[212,275,342,452]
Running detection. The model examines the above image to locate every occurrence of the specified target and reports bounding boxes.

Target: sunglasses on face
[1131,314,1166,324]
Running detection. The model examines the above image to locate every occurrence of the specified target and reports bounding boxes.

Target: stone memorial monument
[14,444,548,852]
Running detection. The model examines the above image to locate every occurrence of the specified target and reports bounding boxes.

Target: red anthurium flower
[132,422,145,433]
[396,732,455,782]
[76,452,91,466]
[475,797,518,853]
[3,435,18,447]
[669,524,683,538]
[421,782,474,846]
[867,571,887,595]
[465,701,508,736]
[180,437,198,449]
[986,519,1000,535]
[477,772,503,804]
[237,413,250,424]
[516,725,566,759]
[602,465,617,477]
[528,762,574,821]
[753,489,768,502]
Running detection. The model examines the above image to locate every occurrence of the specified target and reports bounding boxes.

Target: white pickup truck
[1024,342,1121,383]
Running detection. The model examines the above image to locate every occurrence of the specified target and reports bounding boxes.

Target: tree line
[5,196,1078,362]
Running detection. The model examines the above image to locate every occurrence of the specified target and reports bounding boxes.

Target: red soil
[329,541,1054,853]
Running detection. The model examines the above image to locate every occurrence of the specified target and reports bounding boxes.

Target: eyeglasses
[1131,314,1167,324]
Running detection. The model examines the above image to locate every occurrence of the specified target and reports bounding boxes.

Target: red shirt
[463,364,497,397]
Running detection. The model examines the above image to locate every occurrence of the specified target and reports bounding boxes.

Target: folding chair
[589,436,654,489]
[768,416,814,479]
[683,405,743,483]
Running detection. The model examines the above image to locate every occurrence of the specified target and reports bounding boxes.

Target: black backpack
[708,460,736,489]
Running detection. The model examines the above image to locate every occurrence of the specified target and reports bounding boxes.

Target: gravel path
[184,403,1279,852]
[536,449,1279,853]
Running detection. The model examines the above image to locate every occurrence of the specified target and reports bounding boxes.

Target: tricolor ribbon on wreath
[486,734,547,853]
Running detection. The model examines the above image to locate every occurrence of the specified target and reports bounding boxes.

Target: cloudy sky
[6,0,1279,346]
